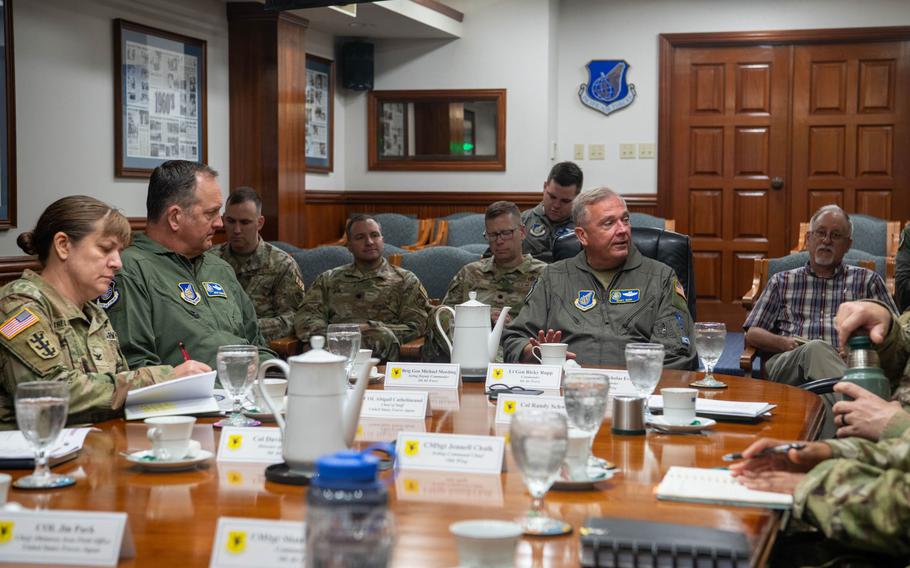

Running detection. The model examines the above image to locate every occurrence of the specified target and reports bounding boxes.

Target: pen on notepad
[722,443,806,462]
[178,341,190,362]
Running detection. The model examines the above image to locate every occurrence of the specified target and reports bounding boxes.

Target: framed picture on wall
[305,54,334,173]
[114,19,206,178]
[0,0,16,229]
[378,102,407,158]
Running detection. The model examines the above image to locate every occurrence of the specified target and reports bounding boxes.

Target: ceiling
[287,1,462,39]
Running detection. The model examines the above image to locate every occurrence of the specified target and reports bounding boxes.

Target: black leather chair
[552,227,696,319]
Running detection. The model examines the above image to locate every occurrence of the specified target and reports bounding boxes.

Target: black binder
[580,517,752,568]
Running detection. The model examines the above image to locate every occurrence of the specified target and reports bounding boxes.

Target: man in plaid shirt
[744,205,897,387]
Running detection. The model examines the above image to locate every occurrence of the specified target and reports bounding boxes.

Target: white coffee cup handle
[147,427,162,443]
[531,344,542,363]
[258,359,290,432]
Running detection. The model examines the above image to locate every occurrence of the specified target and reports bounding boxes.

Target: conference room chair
[790,215,900,258]
[422,213,488,251]
[629,212,676,232]
[323,213,434,249]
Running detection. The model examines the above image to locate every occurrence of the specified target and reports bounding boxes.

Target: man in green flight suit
[105,160,275,370]
[502,186,696,369]
[521,161,583,262]
[294,215,430,362]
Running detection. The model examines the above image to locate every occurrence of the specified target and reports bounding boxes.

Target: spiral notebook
[656,466,793,509]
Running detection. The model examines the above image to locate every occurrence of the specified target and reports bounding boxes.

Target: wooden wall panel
[808,190,844,213]
[855,190,891,218]
[693,64,724,113]
[734,128,769,176]
[859,60,895,112]
[688,189,722,238]
[690,128,724,176]
[810,62,847,113]
[736,64,771,114]
[693,251,721,300]
[732,190,768,238]
[809,127,845,175]
[856,125,893,176]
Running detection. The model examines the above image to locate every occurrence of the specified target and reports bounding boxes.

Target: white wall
[304,27,345,190]
[556,0,910,194]
[4,0,229,256]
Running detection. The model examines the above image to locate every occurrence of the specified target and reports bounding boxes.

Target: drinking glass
[695,322,727,387]
[327,323,362,377]
[509,410,571,536]
[624,343,665,419]
[562,372,609,467]
[217,345,260,427]
[14,381,75,489]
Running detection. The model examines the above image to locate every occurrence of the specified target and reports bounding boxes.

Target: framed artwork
[0,0,15,229]
[305,54,334,173]
[378,102,407,158]
[114,19,206,178]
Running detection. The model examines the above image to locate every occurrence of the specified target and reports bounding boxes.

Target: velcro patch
[27,331,58,359]
[608,289,640,304]
[203,281,227,298]
[0,308,40,340]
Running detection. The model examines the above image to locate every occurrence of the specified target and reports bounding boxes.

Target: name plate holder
[216,426,284,464]
[495,393,567,424]
[360,390,430,419]
[395,432,505,474]
[384,362,460,388]
[485,363,562,390]
[209,517,304,567]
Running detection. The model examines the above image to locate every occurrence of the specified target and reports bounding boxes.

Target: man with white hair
[744,204,897,387]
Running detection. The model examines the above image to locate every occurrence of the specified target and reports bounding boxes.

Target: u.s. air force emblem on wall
[578,60,636,116]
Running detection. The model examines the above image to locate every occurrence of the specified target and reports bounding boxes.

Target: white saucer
[349,371,384,384]
[552,464,616,491]
[123,449,214,472]
[242,396,288,421]
[648,415,717,433]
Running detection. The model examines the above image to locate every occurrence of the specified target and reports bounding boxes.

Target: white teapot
[435,291,511,376]
[257,336,377,473]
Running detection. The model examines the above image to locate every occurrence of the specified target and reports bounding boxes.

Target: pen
[178,341,190,362]
[722,443,806,462]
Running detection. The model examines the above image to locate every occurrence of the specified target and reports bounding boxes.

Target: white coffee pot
[257,335,378,473]
[435,291,511,375]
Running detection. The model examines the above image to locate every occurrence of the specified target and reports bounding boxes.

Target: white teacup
[532,342,568,367]
[145,416,196,461]
[253,378,288,411]
[350,348,374,380]
[564,429,592,481]
[450,519,522,568]
[661,387,698,425]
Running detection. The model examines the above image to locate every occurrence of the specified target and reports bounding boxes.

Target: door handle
[771,177,784,190]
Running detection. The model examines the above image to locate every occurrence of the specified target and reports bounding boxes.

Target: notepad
[656,466,793,509]
[0,428,93,468]
[125,370,219,420]
[649,396,775,421]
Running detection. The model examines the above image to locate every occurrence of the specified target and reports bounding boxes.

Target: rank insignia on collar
[97,281,120,309]
[178,282,201,305]
[578,60,637,116]
[529,223,547,237]
[609,289,640,304]
[203,281,227,298]
[574,290,597,311]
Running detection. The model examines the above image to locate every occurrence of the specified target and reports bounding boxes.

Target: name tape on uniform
[0,509,134,566]
[396,432,504,474]
[217,427,283,464]
[485,363,562,390]
[383,362,460,388]
[209,517,304,568]
[360,390,429,419]
[495,394,567,424]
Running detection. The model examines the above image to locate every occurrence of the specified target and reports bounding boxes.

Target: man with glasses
[744,204,897,389]
[522,161,583,262]
[422,201,546,362]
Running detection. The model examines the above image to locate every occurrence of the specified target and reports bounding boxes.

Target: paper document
[125,370,219,420]
[649,395,775,419]
[0,427,94,467]
[657,466,793,509]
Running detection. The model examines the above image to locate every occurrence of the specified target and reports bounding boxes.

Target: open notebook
[124,370,219,420]
[656,466,793,509]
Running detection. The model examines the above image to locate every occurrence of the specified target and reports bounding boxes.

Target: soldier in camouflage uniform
[0,196,208,430]
[209,187,305,342]
[422,201,546,362]
[294,215,430,362]
[521,161,583,262]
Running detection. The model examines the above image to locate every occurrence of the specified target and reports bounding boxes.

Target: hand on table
[728,437,831,477]
[832,381,903,441]
[735,470,806,495]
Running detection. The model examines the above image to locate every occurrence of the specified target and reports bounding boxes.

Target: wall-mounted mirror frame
[367,88,506,171]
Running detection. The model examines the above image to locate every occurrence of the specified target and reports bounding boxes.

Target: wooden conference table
[2,370,823,567]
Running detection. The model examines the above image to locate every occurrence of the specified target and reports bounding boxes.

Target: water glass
[562,372,609,466]
[509,410,570,536]
[14,381,75,489]
[695,322,727,386]
[217,345,260,427]
[624,343,665,419]
[327,323,362,377]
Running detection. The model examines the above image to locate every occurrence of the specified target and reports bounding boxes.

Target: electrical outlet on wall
[574,144,585,160]
[589,144,605,160]
[638,143,656,159]
[619,144,636,159]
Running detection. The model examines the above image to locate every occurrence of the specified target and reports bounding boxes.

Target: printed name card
[484,363,562,390]
[495,394,567,424]
[356,418,427,442]
[396,432,505,474]
[0,509,134,566]
[384,362,460,388]
[217,427,283,464]
[209,517,304,568]
[360,390,429,419]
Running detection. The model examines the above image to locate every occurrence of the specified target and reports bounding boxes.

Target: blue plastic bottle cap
[315,450,380,482]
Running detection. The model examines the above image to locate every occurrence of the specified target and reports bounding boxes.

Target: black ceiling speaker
[341,41,374,91]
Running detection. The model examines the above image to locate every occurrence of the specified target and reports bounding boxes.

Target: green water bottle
[841,334,890,400]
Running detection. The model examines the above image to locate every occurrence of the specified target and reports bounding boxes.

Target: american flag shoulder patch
[0,308,40,340]
[674,278,687,300]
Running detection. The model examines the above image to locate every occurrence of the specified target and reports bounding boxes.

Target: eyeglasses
[810,229,848,242]
[483,227,520,242]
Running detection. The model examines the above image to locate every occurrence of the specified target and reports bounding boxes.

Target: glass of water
[695,322,727,387]
[14,381,75,489]
[563,372,609,466]
[625,343,665,419]
[217,345,260,427]
[509,410,571,536]
[327,323,362,377]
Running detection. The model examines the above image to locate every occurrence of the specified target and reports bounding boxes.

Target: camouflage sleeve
[259,260,306,341]
[236,286,276,361]
[824,423,910,469]
[294,272,330,341]
[895,226,910,313]
[441,267,469,307]
[370,273,430,344]
[874,309,910,402]
[649,272,697,370]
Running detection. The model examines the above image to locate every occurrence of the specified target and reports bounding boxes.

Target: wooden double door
[661,29,910,327]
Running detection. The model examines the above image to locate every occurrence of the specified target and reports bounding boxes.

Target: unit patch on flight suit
[609,289,640,304]
[178,282,202,305]
[529,223,547,237]
[203,282,227,298]
[574,290,597,311]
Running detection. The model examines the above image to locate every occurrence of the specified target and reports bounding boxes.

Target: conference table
[1,370,823,567]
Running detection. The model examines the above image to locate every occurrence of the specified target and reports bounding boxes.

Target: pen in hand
[722,443,806,462]
[178,341,191,362]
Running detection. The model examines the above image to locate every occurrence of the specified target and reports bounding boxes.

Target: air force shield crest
[579,60,636,116]
[178,282,201,306]
[574,290,597,311]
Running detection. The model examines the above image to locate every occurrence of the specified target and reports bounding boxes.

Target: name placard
[384,362,460,388]
[495,394,567,424]
[396,470,504,507]
[209,517,304,568]
[0,509,134,566]
[217,427,283,464]
[396,432,504,474]
[578,368,638,396]
[356,418,427,442]
[485,363,562,390]
[360,390,429,419]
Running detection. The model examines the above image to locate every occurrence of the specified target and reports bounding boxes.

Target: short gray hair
[809,204,853,239]
[572,186,627,227]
